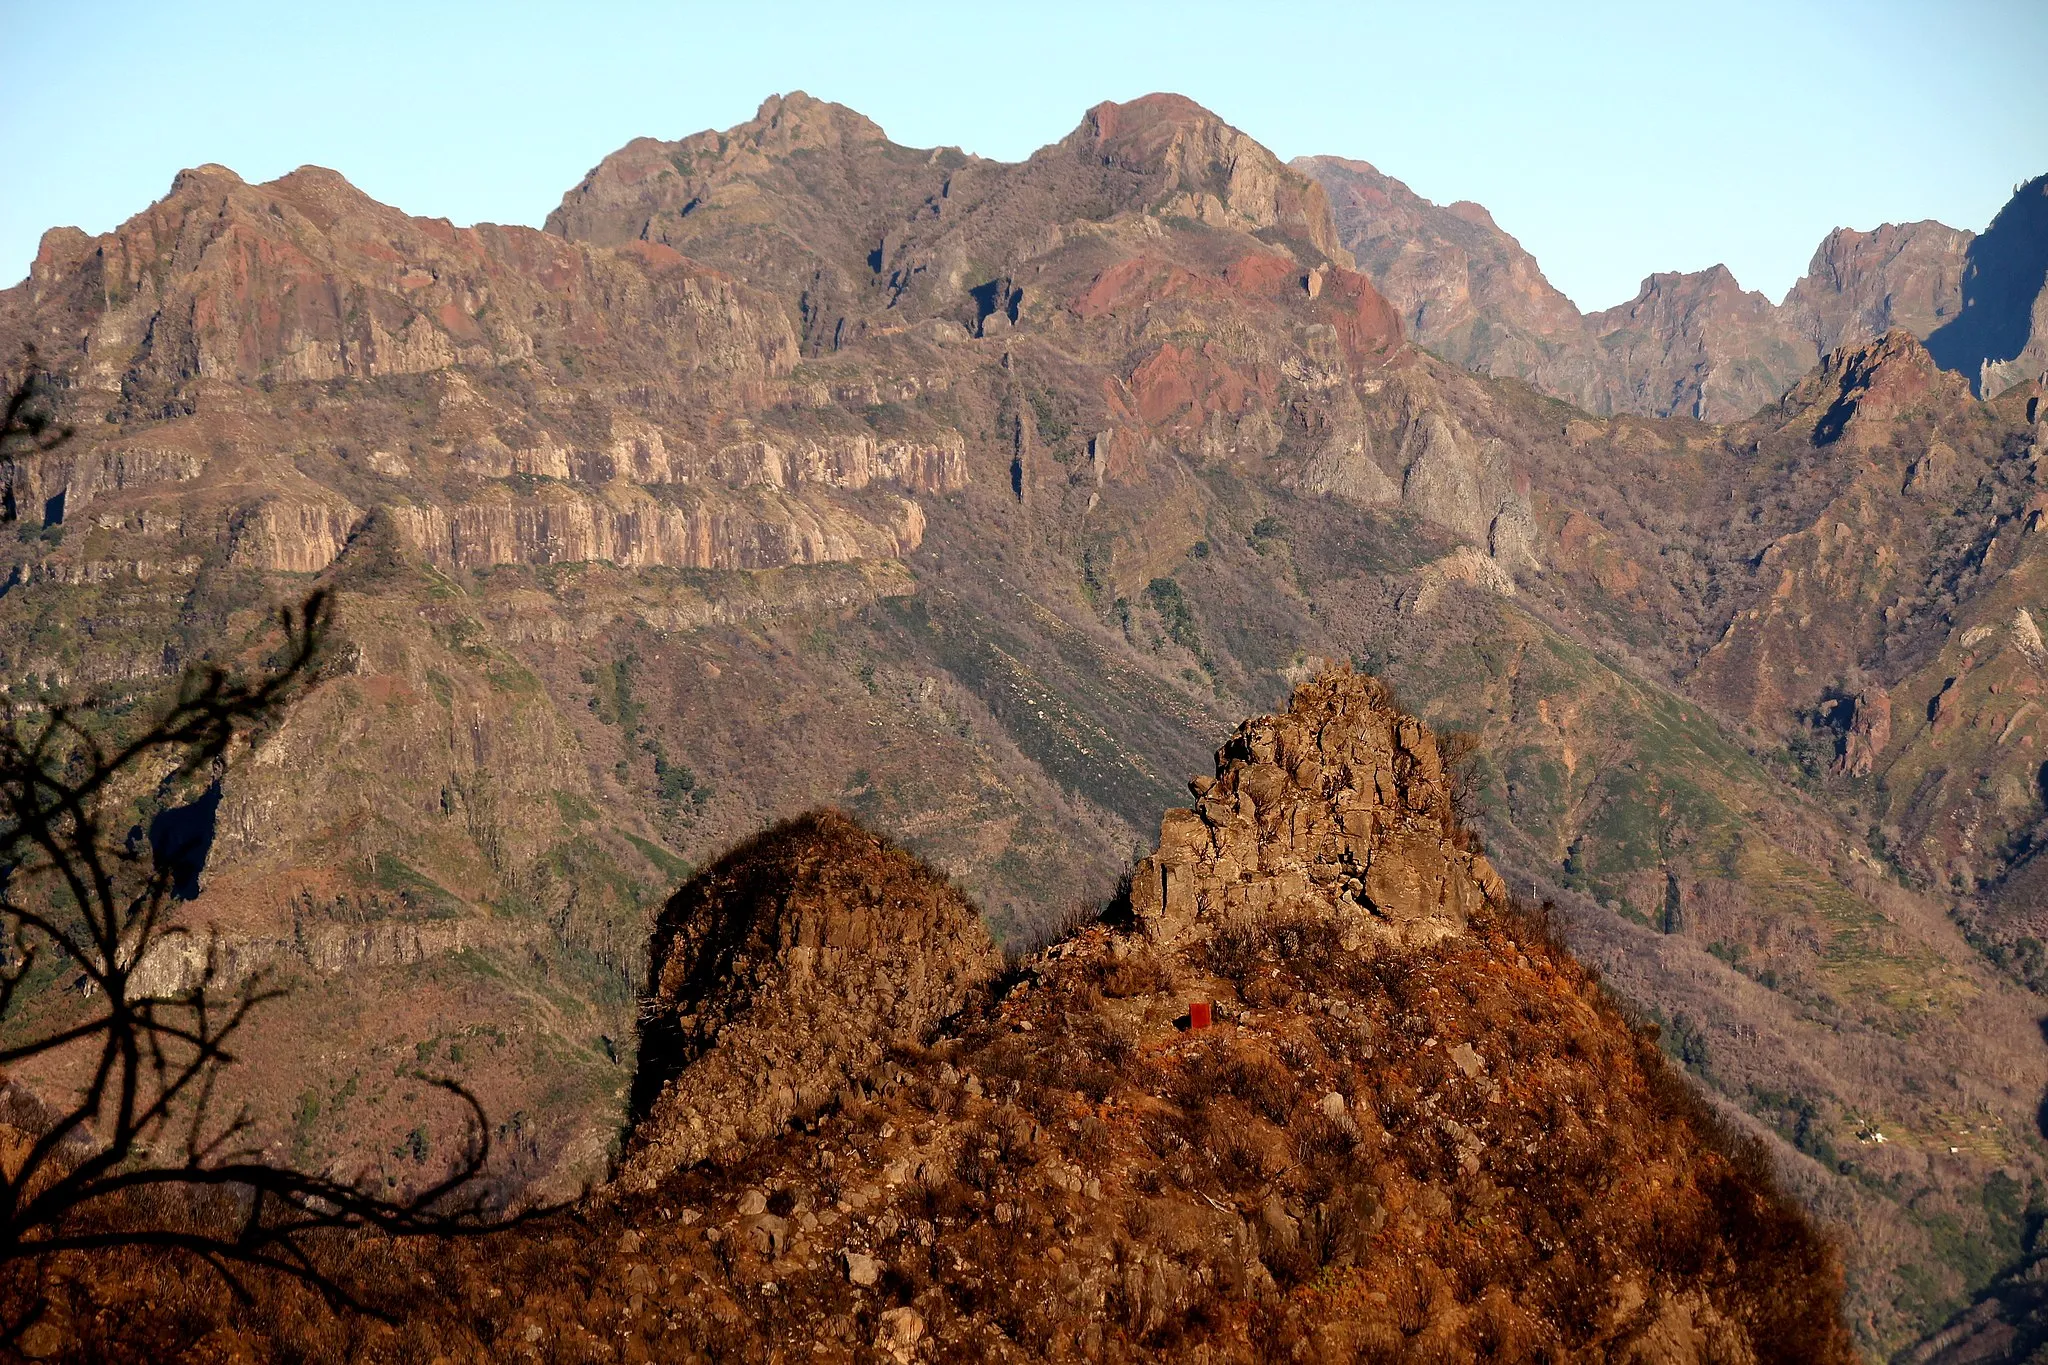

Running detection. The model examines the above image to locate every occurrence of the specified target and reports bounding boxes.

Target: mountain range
[4,90,2048,1358]
[1303,155,2048,421]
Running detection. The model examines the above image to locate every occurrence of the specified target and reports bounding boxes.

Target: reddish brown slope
[16,672,1854,1363]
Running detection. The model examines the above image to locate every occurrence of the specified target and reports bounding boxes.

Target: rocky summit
[29,675,1854,1362]
[1131,667,1506,949]
[622,810,1004,1189]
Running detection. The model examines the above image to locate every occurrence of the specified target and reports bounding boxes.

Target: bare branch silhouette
[0,358,527,1329]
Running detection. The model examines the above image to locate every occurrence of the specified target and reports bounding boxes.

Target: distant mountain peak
[1064,94,1350,265]
[745,89,891,151]
[169,162,244,192]
[1301,152,2043,421]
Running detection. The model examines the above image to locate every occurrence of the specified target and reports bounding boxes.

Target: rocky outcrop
[706,430,968,494]
[382,485,926,572]
[1396,404,1540,567]
[227,494,363,573]
[1833,687,1893,778]
[1131,667,1507,949]
[620,810,1003,1189]
[1787,329,1972,448]
[128,914,493,998]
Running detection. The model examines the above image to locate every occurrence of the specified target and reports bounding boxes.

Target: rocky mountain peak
[1618,263,1752,309]
[1132,666,1507,949]
[1298,157,2041,423]
[1443,200,1499,229]
[542,91,952,283]
[1588,264,1814,420]
[1070,93,1349,264]
[743,90,890,154]
[620,810,1003,1189]
[167,162,246,194]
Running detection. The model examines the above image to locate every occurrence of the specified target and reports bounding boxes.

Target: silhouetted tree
[0,350,509,1324]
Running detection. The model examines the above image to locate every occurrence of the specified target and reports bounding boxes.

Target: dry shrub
[1089,941,1177,998]
[28,889,1854,1365]
[1213,1046,1297,1125]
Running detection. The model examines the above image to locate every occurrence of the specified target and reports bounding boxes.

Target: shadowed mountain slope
[1927,173,2048,400]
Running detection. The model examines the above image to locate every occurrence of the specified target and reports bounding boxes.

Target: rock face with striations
[620,809,1003,1189]
[1132,667,1508,949]
[1782,220,1972,354]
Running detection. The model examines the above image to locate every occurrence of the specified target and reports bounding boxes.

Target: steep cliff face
[35,680,1855,1364]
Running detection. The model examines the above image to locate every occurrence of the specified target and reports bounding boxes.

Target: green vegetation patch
[370,854,464,919]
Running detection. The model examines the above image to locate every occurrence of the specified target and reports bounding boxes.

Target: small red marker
[1189,1001,1212,1030]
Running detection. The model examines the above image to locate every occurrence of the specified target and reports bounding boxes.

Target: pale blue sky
[3,0,2044,310]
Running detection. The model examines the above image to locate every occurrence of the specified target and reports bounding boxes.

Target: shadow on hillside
[147,780,221,901]
[623,846,757,1133]
[1926,174,2048,395]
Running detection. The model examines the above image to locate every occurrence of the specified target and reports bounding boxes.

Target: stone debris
[877,1306,926,1363]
